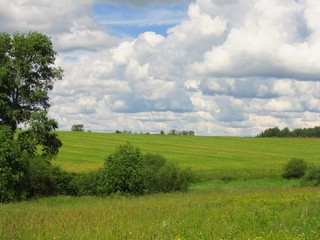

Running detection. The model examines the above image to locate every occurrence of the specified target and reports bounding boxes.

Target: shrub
[156,163,193,192]
[144,153,194,193]
[0,125,29,203]
[26,157,76,197]
[96,143,194,196]
[99,143,147,195]
[144,153,166,193]
[282,158,307,179]
[0,125,71,202]
[302,164,320,186]
[51,166,76,195]
[26,156,57,197]
[70,171,102,196]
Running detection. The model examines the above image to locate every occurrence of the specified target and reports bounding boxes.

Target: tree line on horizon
[70,124,196,136]
[115,129,196,136]
[257,126,320,138]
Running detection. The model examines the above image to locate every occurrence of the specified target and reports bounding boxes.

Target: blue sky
[93,3,189,37]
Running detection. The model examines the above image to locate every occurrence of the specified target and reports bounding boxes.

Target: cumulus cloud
[0,0,91,34]
[54,26,117,52]
[96,0,193,7]
[52,0,320,135]
[191,0,320,81]
[3,0,320,135]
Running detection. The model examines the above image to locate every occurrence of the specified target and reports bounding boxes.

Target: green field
[2,132,320,239]
[55,131,320,180]
[1,188,320,239]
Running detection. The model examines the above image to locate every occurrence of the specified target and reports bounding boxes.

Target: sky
[2,0,320,136]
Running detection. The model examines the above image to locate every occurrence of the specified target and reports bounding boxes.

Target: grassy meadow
[55,131,320,181]
[2,132,320,239]
[1,188,320,239]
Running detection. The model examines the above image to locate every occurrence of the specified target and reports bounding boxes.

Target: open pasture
[1,187,320,239]
[55,132,320,180]
[2,133,320,239]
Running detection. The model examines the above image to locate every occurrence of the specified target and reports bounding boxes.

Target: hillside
[54,131,320,180]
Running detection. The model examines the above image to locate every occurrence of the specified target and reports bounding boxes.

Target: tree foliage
[0,32,63,202]
[99,143,147,195]
[282,158,307,179]
[144,153,193,193]
[0,125,28,202]
[303,164,320,186]
[71,124,84,132]
[166,129,195,136]
[257,126,320,138]
[18,111,62,160]
[0,32,63,131]
[73,143,195,196]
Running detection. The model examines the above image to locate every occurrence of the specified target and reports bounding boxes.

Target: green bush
[0,125,29,203]
[26,156,57,197]
[99,143,147,195]
[70,171,101,196]
[144,153,193,193]
[51,166,76,195]
[302,164,320,186]
[282,158,307,179]
[26,157,76,197]
[144,153,165,193]
[156,163,193,192]
[0,125,74,201]
[95,143,194,196]
[1,140,195,200]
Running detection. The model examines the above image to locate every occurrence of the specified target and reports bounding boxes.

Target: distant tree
[160,130,165,135]
[168,129,176,135]
[258,126,320,138]
[71,124,84,132]
[188,131,195,136]
[279,127,290,137]
[257,127,281,137]
[168,129,195,136]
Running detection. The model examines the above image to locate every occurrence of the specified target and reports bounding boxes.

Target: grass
[55,132,320,181]
[1,187,320,239]
[2,132,320,239]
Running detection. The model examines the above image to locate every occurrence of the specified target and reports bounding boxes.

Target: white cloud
[54,27,117,52]
[96,0,192,7]
[0,0,91,33]
[3,0,320,135]
[191,0,320,80]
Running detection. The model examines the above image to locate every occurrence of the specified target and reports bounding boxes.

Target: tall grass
[1,187,320,239]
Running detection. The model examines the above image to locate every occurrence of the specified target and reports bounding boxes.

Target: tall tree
[0,32,63,131]
[0,32,63,202]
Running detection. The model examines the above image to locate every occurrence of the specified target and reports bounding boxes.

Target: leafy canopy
[0,32,63,202]
[0,31,63,131]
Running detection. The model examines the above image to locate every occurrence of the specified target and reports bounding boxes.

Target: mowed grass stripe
[54,132,320,178]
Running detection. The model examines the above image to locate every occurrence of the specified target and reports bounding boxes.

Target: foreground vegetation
[1,187,320,239]
[2,131,320,238]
